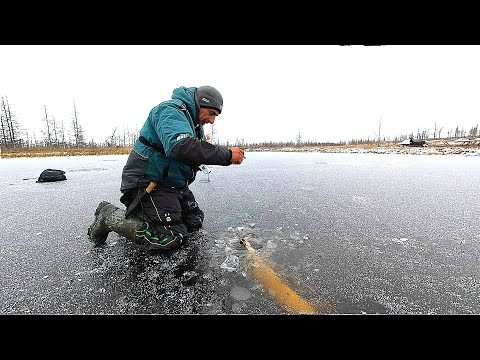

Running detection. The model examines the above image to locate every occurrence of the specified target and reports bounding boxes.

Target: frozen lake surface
[1,151,479,314]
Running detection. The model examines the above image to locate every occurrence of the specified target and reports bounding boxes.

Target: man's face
[198,107,220,126]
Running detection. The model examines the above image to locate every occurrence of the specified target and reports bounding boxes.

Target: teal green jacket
[120,86,232,191]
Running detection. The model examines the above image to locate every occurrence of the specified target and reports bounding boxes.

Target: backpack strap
[138,102,196,154]
[138,135,166,155]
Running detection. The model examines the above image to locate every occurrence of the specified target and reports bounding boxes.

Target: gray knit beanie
[196,86,223,114]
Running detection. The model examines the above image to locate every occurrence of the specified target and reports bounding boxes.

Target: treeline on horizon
[1,95,479,150]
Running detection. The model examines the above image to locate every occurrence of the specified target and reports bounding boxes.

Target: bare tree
[0,98,8,146]
[132,124,141,146]
[122,127,127,147]
[378,118,381,146]
[71,100,85,147]
[58,119,66,147]
[468,124,478,138]
[33,130,38,147]
[42,105,53,146]
[1,96,22,147]
[421,128,429,140]
[296,129,302,146]
[234,137,245,147]
[455,126,459,138]
[22,128,30,147]
[107,127,118,147]
[212,124,219,145]
[51,116,59,146]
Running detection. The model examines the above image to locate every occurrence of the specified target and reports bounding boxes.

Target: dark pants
[120,186,204,250]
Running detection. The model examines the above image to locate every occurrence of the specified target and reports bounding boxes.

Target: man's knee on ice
[134,222,186,251]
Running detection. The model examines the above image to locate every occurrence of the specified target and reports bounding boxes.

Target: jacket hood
[171,86,198,123]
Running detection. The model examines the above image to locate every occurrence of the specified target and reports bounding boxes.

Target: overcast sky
[1,45,480,145]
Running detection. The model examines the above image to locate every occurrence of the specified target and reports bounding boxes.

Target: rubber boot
[87,201,144,245]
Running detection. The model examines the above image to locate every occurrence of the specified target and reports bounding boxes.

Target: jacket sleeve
[155,105,232,167]
[156,106,196,155]
[169,137,232,167]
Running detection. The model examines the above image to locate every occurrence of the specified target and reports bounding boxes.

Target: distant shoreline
[1,143,480,158]
[245,145,480,157]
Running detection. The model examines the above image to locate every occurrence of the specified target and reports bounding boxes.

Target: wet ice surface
[1,152,480,314]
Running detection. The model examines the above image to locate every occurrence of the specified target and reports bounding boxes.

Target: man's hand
[230,147,245,164]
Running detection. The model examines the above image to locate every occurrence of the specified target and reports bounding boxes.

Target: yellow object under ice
[240,238,334,315]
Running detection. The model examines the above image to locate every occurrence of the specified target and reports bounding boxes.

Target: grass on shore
[1,141,478,159]
[0,146,133,158]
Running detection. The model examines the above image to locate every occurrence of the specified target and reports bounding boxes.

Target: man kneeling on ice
[87,85,245,251]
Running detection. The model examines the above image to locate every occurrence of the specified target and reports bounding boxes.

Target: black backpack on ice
[36,169,67,183]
